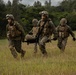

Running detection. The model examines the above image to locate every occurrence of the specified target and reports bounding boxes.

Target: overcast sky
[4,0,63,6]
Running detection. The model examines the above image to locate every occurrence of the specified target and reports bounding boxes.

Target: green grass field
[0,32,76,75]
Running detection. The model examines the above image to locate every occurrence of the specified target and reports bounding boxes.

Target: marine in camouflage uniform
[6,14,26,58]
[25,19,39,53]
[37,11,56,56]
[56,18,75,52]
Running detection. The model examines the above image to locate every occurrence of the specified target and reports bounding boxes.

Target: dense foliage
[0,0,76,38]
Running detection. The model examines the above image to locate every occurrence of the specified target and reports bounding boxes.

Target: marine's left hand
[73,37,76,41]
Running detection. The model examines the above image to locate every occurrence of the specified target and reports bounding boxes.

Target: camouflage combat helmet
[32,19,38,25]
[39,11,48,17]
[60,18,67,25]
[6,14,14,20]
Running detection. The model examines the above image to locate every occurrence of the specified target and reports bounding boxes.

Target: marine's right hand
[73,37,76,41]
[28,32,33,35]
[53,38,57,41]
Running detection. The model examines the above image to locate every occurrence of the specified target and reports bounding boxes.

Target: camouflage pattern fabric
[6,21,25,58]
[37,18,56,55]
[6,21,25,41]
[57,37,67,52]
[38,36,48,54]
[56,18,75,52]
[8,40,25,58]
[25,19,39,53]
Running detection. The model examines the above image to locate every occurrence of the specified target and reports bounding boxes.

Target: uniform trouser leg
[39,44,46,54]
[57,38,67,52]
[14,40,25,57]
[10,47,18,58]
[34,43,37,53]
[8,40,18,58]
[61,38,67,51]
[57,38,62,49]
[14,40,23,53]
[26,34,38,53]
[39,36,48,54]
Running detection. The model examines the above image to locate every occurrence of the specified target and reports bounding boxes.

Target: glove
[47,39,51,42]
[53,38,57,41]
[21,37,25,42]
[22,40,25,42]
[73,37,76,41]
[28,32,33,35]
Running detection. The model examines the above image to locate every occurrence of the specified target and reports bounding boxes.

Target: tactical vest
[39,20,52,36]
[7,24,21,38]
[58,25,69,38]
[32,27,39,36]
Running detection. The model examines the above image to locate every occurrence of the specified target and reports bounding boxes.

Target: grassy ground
[0,32,76,75]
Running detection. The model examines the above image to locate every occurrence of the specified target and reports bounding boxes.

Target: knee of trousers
[39,41,44,46]
[39,43,45,49]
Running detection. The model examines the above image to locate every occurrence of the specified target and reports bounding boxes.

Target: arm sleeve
[37,20,40,27]
[16,22,25,36]
[15,22,25,41]
[29,29,33,34]
[36,20,41,36]
[49,21,57,38]
[68,26,75,38]
[49,21,55,33]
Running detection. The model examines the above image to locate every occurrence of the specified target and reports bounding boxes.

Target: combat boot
[42,52,48,57]
[21,50,26,58]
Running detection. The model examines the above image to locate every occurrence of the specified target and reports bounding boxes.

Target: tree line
[0,0,76,38]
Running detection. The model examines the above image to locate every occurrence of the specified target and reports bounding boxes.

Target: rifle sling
[37,21,47,39]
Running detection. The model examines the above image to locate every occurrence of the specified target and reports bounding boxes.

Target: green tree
[12,0,19,20]
[6,0,12,14]
[44,0,51,12]
[59,0,76,12]
[67,12,76,30]
[0,0,6,38]
[33,1,42,7]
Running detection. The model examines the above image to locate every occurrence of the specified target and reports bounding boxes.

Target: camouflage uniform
[56,18,75,52]
[25,19,39,53]
[6,14,26,58]
[37,11,56,56]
